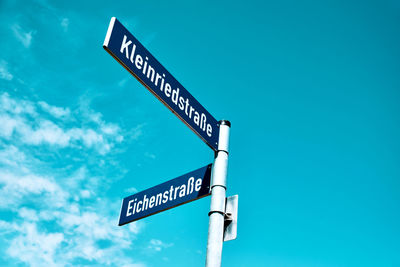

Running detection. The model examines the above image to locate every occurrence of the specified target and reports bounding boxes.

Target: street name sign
[103,17,219,151]
[119,164,212,226]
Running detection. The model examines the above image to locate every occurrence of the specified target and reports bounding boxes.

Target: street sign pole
[206,120,231,267]
[103,18,237,266]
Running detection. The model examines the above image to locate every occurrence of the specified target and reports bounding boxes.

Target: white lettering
[118,40,217,142]
[147,65,155,82]
[130,44,137,63]
[124,172,210,220]
[179,184,186,198]
[169,185,174,201]
[174,186,179,200]
[156,193,163,206]
[126,199,134,216]
[162,190,169,203]
[143,56,149,75]
[189,106,194,119]
[136,200,142,213]
[178,96,185,110]
[120,35,132,59]
[195,178,202,191]
[160,73,166,91]
[142,195,149,211]
[172,88,179,105]
[200,113,207,131]
[194,111,200,126]
[155,73,162,86]
[149,196,155,208]
[187,177,194,195]
[135,54,143,69]
[207,124,212,137]
[165,83,172,97]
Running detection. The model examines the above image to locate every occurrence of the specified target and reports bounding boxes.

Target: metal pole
[206,120,231,267]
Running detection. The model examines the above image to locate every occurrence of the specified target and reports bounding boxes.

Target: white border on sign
[103,17,116,47]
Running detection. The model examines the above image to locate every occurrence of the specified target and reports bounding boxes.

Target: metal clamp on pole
[206,120,231,267]
[223,195,238,242]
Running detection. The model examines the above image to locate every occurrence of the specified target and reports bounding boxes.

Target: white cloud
[11,24,35,48]
[0,61,13,81]
[18,207,39,222]
[101,123,120,135]
[0,219,15,233]
[52,210,142,264]
[0,171,68,209]
[38,101,71,118]
[0,93,147,266]
[64,166,87,190]
[7,222,64,267]
[0,93,124,154]
[148,239,173,252]
[128,221,143,235]
[0,153,144,266]
[129,124,144,141]
[144,152,156,159]
[125,186,138,194]
[0,145,27,169]
[0,113,21,139]
[0,93,36,116]
[80,189,91,198]
[22,120,71,146]
[0,172,60,196]
[61,18,69,32]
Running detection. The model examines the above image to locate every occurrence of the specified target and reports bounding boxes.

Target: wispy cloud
[7,222,64,266]
[17,207,40,222]
[0,60,13,81]
[11,24,35,48]
[0,93,124,155]
[144,152,156,159]
[0,92,36,116]
[0,93,146,266]
[147,239,173,252]
[0,145,27,170]
[128,222,143,235]
[61,18,69,32]
[125,186,138,194]
[38,101,71,118]
[0,171,66,206]
[21,120,71,147]
[118,78,129,87]
[0,0,149,265]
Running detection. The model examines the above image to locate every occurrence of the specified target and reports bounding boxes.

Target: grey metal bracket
[223,194,238,242]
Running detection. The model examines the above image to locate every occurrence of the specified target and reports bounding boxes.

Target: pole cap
[219,120,231,127]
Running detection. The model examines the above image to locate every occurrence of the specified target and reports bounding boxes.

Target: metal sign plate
[119,164,212,226]
[103,17,219,151]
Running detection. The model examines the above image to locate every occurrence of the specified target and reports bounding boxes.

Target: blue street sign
[103,17,219,151]
[119,164,212,226]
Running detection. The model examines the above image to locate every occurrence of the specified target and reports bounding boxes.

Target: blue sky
[0,0,399,266]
